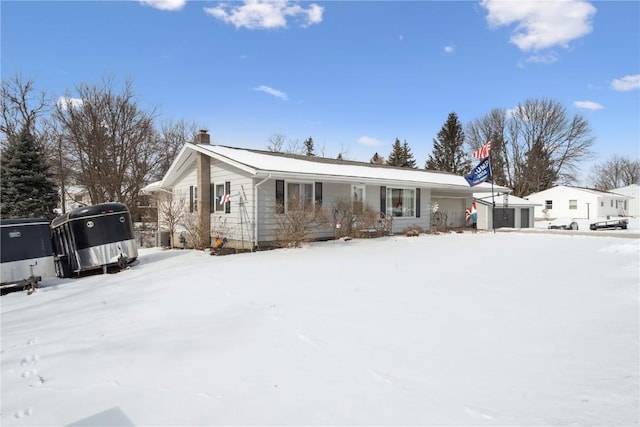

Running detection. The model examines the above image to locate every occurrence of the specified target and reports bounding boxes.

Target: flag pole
[490,151,495,233]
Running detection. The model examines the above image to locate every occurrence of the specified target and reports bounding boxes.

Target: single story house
[611,184,639,217]
[474,193,539,230]
[148,130,510,248]
[524,185,630,220]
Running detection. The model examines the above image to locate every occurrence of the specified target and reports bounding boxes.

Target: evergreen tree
[402,140,417,169]
[337,153,343,160]
[1,127,59,219]
[385,138,405,167]
[304,137,315,156]
[425,112,470,174]
[370,152,385,164]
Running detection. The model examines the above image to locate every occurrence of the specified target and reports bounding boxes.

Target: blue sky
[2,0,638,183]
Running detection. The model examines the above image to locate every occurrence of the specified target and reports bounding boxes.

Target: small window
[545,200,553,210]
[601,201,604,207]
[610,200,613,207]
[569,200,577,210]
[215,184,225,212]
[194,186,198,212]
[287,182,313,211]
[352,185,365,213]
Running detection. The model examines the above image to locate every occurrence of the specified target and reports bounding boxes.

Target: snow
[192,144,506,193]
[1,230,639,426]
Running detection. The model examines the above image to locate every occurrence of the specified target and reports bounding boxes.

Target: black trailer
[50,203,138,277]
[1,218,56,294]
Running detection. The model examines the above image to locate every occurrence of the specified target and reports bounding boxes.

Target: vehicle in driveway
[590,218,628,230]
[548,218,579,230]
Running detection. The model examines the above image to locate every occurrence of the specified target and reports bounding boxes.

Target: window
[287,182,313,211]
[215,184,225,212]
[352,185,365,213]
[600,201,604,207]
[610,200,613,207]
[569,200,577,210]
[387,188,415,217]
[545,200,553,210]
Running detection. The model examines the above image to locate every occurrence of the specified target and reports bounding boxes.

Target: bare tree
[155,119,199,180]
[267,132,286,152]
[466,99,594,197]
[1,73,50,145]
[157,190,187,248]
[590,155,640,190]
[52,76,160,220]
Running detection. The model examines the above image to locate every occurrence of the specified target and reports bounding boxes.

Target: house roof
[160,143,511,193]
[474,193,540,207]
[525,185,631,199]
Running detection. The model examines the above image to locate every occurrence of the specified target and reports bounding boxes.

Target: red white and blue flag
[465,201,477,222]
[219,194,230,205]
[472,141,492,159]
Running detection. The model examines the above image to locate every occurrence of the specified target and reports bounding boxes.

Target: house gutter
[254,174,271,248]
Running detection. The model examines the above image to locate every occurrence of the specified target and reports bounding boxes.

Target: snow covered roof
[526,185,631,199]
[474,192,539,207]
[161,143,510,193]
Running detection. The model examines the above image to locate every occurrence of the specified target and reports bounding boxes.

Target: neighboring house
[611,184,639,217]
[474,193,539,230]
[525,185,630,220]
[60,186,91,213]
[148,130,510,248]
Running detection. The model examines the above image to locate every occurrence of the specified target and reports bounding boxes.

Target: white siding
[526,186,628,220]
[209,159,254,246]
[612,185,639,217]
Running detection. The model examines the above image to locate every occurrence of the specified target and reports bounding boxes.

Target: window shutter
[275,180,285,213]
[380,186,386,214]
[189,186,194,212]
[416,188,421,218]
[315,182,323,207]
[225,181,231,214]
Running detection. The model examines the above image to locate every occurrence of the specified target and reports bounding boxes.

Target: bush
[402,225,423,237]
[272,195,330,247]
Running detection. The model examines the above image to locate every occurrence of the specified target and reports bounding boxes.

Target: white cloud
[481,0,596,51]
[56,96,83,110]
[574,100,604,111]
[204,0,323,30]
[138,0,186,11]
[611,74,640,92]
[444,44,455,54]
[525,52,559,64]
[253,85,288,100]
[357,136,383,147]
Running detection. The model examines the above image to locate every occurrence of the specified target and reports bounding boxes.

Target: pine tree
[425,112,470,174]
[304,137,315,156]
[370,152,385,164]
[402,140,417,169]
[386,138,404,166]
[1,127,59,219]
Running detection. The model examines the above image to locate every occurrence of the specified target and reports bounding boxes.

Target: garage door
[431,198,466,228]
[494,208,515,228]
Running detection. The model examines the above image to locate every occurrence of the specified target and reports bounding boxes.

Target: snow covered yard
[1,232,638,426]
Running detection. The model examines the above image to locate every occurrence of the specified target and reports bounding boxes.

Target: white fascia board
[254,170,498,192]
[190,143,257,175]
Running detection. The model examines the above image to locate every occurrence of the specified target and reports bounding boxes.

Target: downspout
[254,174,272,248]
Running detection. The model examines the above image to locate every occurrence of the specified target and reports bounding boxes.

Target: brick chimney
[195,130,211,247]
[195,129,210,145]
